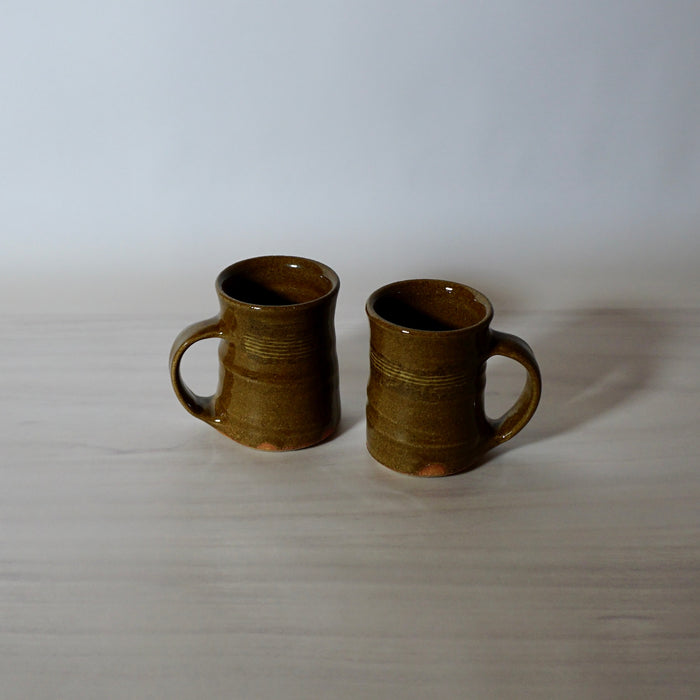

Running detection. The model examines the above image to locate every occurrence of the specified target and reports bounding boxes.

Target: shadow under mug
[169,256,341,451]
[366,279,541,476]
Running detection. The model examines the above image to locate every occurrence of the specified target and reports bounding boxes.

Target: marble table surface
[2,308,699,699]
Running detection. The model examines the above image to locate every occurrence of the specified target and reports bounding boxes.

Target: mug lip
[366,278,494,335]
[215,255,340,310]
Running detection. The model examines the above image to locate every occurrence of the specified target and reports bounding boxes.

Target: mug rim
[366,278,494,334]
[215,255,340,309]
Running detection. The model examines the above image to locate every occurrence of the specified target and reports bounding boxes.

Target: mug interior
[370,280,491,331]
[219,257,337,306]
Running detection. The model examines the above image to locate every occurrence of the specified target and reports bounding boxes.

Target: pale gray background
[2,0,699,315]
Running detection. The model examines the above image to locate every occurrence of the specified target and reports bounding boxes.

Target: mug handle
[169,316,223,425]
[486,330,542,447]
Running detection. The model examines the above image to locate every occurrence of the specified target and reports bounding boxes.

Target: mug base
[221,421,338,452]
[366,434,485,477]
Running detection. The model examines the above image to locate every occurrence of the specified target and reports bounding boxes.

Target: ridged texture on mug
[170,256,340,451]
[365,279,541,476]
[367,334,491,476]
[365,279,493,476]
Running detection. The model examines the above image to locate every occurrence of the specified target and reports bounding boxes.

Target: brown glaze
[366,279,541,476]
[170,256,340,450]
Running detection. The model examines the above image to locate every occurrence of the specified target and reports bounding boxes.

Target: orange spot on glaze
[417,463,448,477]
[256,442,280,451]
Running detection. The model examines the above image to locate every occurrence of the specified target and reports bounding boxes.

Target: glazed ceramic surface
[366,279,541,476]
[170,256,340,450]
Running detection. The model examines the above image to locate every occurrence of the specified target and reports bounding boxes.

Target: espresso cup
[366,279,541,476]
[170,256,340,451]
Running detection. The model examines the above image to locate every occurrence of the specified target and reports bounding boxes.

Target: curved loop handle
[486,330,542,447]
[169,316,223,425]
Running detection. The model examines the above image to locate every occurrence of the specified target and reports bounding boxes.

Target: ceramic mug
[170,256,340,451]
[366,279,541,476]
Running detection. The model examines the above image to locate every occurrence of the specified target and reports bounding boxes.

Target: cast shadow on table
[367,305,668,483]
[335,303,669,468]
[484,306,667,460]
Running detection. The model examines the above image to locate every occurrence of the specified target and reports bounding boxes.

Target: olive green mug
[366,279,541,476]
[170,256,340,451]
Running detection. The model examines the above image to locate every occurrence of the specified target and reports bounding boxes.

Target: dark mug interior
[369,279,492,332]
[218,256,338,306]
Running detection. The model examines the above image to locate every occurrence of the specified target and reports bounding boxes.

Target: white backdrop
[2,0,699,315]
